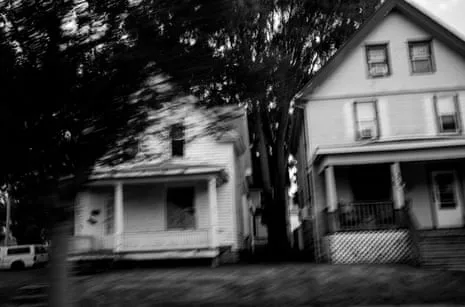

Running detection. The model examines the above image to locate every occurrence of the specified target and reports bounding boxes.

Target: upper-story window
[434,95,461,134]
[354,101,379,140]
[409,40,434,74]
[170,123,185,157]
[366,44,390,78]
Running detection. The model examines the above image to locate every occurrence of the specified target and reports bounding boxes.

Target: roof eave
[296,0,465,101]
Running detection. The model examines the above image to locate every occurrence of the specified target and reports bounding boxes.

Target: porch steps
[418,229,465,271]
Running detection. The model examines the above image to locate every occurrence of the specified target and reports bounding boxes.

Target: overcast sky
[408,0,465,37]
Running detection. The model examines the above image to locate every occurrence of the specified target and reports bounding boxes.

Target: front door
[431,171,464,228]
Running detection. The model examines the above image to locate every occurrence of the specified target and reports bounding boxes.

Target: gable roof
[296,0,465,100]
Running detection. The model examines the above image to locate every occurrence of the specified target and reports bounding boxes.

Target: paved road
[0,268,47,305]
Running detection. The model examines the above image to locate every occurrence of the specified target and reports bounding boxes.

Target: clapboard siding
[136,105,246,249]
[306,91,465,156]
[310,12,465,99]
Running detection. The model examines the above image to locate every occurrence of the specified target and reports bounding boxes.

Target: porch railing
[120,229,210,252]
[325,201,406,233]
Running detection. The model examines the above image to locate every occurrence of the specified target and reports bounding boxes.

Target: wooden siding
[306,91,465,155]
[310,12,465,99]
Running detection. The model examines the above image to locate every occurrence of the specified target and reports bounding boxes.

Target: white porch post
[114,182,124,252]
[325,166,338,233]
[325,166,338,212]
[390,162,405,209]
[208,176,219,249]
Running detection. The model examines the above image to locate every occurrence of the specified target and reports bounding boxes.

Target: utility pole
[4,189,11,246]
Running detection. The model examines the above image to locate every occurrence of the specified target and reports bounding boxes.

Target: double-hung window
[434,95,461,134]
[354,101,379,140]
[366,44,390,78]
[409,40,434,74]
[170,124,185,157]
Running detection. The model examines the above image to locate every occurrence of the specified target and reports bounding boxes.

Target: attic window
[409,41,434,73]
[366,44,390,78]
[170,124,185,157]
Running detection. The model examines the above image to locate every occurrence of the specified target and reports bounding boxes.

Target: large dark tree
[0,0,235,305]
[152,0,381,253]
[0,0,381,304]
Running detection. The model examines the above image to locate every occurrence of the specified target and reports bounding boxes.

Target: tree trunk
[48,198,72,307]
[266,142,291,256]
[254,104,291,257]
[254,109,273,194]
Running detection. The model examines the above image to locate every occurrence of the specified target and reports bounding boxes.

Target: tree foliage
[0,0,382,303]
[155,0,381,251]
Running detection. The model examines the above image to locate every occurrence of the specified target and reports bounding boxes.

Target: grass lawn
[72,263,465,306]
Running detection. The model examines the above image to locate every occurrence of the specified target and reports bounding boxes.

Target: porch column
[390,162,406,227]
[390,162,405,209]
[208,176,219,249]
[325,166,338,232]
[114,182,124,252]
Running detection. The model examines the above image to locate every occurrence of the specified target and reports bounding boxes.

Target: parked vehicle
[0,245,49,270]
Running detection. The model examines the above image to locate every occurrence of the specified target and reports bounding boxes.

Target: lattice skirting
[326,229,415,264]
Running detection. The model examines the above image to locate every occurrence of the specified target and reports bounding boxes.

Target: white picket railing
[120,229,210,252]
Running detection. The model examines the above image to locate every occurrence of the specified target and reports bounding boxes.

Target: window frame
[408,39,435,74]
[433,94,462,135]
[7,246,31,255]
[170,123,185,157]
[165,185,196,230]
[431,170,459,210]
[365,43,391,78]
[353,100,381,141]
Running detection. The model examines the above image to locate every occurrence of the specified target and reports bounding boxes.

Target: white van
[0,245,49,270]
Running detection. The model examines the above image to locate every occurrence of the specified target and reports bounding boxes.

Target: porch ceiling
[87,161,228,184]
[315,138,465,173]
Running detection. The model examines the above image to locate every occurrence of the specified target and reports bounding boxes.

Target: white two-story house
[68,96,254,264]
[290,0,465,270]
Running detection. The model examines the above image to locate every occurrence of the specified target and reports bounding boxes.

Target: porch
[314,140,465,264]
[69,163,227,259]
[323,163,409,234]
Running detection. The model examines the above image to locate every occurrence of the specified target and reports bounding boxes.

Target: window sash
[409,42,433,73]
[366,45,389,77]
[170,124,185,157]
[435,95,461,133]
[354,102,379,140]
[433,172,457,209]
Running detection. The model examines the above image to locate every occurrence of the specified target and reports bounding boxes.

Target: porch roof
[314,138,465,173]
[88,161,228,182]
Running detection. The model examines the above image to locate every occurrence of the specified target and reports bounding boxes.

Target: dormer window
[434,95,461,134]
[354,101,379,140]
[170,124,185,157]
[366,44,390,78]
[409,40,434,74]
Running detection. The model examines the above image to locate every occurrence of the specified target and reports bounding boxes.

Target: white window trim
[433,94,462,135]
[353,100,380,141]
